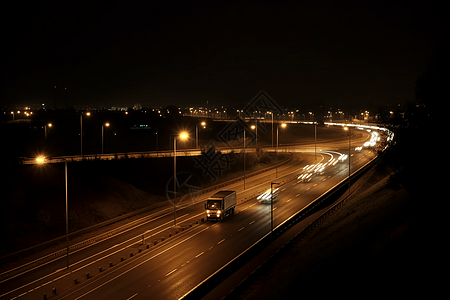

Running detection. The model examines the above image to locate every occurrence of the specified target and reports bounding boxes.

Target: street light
[251,123,258,152]
[173,132,189,226]
[45,123,52,140]
[102,122,110,154]
[268,111,274,148]
[243,129,246,190]
[276,123,287,178]
[344,126,351,192]
[196,121,206,149]
[35,157,70,269]
[80,112,91,156]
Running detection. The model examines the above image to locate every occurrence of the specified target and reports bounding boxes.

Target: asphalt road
[0,126,379,300]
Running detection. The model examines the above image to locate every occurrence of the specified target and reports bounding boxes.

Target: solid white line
[127,292,138,300]
[166,269,177,277]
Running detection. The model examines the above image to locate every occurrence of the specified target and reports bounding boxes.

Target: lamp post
[36,157,70,269]
[45,123,52,140]
[243,129,246,190]
[344,126,351,192]
[80,112,91,156]
[64,160,69,269]
[102,123,110,154]
[348,125,351,191]
[269,112,274,148]
[276,123,287,178]
[196,121,206,149]
[173,132,189,226]
[314,121,317,161]
[251,123,258,152]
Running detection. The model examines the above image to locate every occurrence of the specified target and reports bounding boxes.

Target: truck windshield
[206,200,221,209]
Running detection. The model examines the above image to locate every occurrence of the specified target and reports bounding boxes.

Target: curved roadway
[0,126,382,300]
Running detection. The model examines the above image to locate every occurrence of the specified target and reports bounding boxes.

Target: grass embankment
[229,158,443,298]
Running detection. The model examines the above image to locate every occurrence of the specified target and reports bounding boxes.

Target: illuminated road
[0,125,386,300]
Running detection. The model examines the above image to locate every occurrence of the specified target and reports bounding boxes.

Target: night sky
[1,0,447,110]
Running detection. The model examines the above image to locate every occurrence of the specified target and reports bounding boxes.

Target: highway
[0,125,385,300]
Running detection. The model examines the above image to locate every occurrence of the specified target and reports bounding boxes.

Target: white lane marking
[238,227,245,232]
[165,269,177,277]
[287,198,292,202]
[249,220,255,225]
[195,252,204,259]
[218,239,225,244]
[127,293,138,300]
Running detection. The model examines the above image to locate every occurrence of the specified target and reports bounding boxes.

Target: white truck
[205,190,236,221]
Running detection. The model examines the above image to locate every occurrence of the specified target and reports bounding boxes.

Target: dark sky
[1,0,447,110]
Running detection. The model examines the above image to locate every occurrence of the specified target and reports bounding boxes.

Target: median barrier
[180,150,384,299]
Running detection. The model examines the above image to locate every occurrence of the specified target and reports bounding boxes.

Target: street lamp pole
[243,130,246,190]
[315,121,317,161]
[80,112,90,156]
[251,123,258,152]
[173,132,188,226]
[348,125,351,192]
[276,123,286,178]
[173,136,177,226]
[80,113,83,156]
[36,157,70,269]
[102,123,109,154]
[65,161,69,269]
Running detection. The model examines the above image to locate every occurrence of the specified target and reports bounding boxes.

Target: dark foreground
[226,158,444,299]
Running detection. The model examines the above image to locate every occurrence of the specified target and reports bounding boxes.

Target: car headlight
[207,210,210,214]
[217,210,221,214]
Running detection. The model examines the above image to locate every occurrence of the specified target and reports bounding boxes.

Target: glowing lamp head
[281,123,287,128]
[36,157,46,164]
[179,132,189,140]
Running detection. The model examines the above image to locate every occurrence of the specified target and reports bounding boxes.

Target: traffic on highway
[0,123,391,300]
